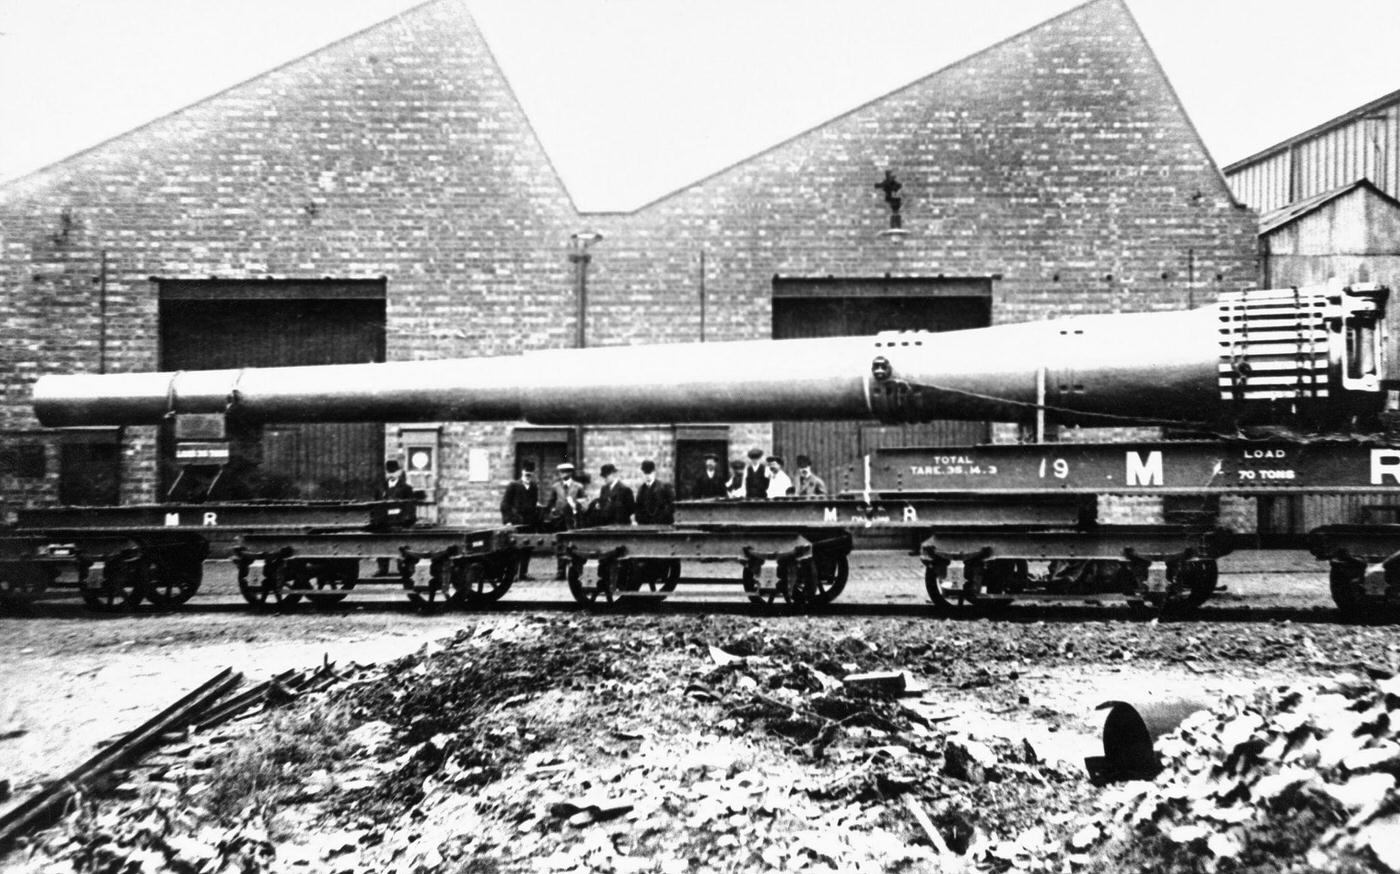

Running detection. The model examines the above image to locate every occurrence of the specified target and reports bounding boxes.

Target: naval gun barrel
[32,283,1390,430]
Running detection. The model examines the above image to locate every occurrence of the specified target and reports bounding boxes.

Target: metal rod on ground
[0,667,242,849]
[902,795,952,855]
[194,661,341,732]
[191,668,303,733]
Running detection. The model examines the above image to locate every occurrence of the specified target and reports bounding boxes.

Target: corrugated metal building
[1225,93,1400,531]
[1225,88,1400,214]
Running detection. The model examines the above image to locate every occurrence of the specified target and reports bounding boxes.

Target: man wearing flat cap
[545,462,586,579]
[691,453,728,499]
[743,447,769,499]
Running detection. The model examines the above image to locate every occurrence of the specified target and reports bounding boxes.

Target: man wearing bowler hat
[500,460,541,580]
[594,462,635,525]
[634,459,675,525]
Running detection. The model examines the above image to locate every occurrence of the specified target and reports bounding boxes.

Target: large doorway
[675,427,729,499]
[512,428,577,491]
[771,277,992,490]
[158,279,386,500]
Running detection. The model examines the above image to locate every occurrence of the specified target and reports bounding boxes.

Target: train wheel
[778,559,820,608]
[1163,559,1218,611]
[240,560,303,609]
[83,552,145,611]
[811,554,849,604]
[566,558,592,605]
[1327,559,1398,622]
[657,559,681,594]
[567,557,621,607]
[450,556,516,607]
[924,564,959,612]
[405,555,447,611]
[1,561,55,610]
[141,550,204,610]
[296,559,357,608]
[741,563,779,606]
[964,559,1017,612]
[620,559,677,601]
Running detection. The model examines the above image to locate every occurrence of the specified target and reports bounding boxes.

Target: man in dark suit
[544,462,586,579]
[376,459,417,501]
[634,459,675,525]
[743,447,769,499]
[691,453,728,499]
[374,459,417,575]
[725,459,747,497]
[794,454,827,496]
[593,463,635,525]
[500,460,541,580]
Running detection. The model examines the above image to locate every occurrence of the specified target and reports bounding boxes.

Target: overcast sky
[1,0,1397,211]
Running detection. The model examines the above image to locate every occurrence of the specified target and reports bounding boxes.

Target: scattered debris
[0,667,242,850]
[6,613,1396,873]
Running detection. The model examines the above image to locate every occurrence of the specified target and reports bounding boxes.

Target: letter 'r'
[1372,449,1400,485]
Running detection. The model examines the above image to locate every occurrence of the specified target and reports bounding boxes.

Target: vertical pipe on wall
[567,232,602,469]
[699,249,707,343]
[98,250,108,374]
[1187,247,1195,309]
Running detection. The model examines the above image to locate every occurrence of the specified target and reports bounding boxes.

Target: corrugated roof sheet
[1257,178,1400,235]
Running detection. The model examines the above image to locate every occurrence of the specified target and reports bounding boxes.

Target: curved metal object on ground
[1084,698,1208,785]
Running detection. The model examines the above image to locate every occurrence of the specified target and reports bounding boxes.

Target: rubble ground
[3,605,1398,874]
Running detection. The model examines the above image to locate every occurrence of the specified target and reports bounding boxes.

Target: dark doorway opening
[59,431,120,505]
[771,277,994,485]
[157,280,386,500]
[512,429,576,491]
[675,429,729,499]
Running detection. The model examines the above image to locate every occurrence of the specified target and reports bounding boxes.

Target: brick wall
[0,0,1258,525]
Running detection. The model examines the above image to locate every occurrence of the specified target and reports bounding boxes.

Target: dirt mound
[1060,670,1400,873]
[5,613,1395,873]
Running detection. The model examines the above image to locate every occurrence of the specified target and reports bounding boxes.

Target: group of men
[714,447,826,500]
[496,449,827,580]
[500,458,678,579]
[501,459,677,529]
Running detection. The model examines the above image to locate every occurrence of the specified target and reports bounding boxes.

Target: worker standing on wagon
[794,454,827,496]
[634,459,675,525]
[743,447,769,499]
[374,459,417,576]
[725,459,747,498]
[692,453,728,499]
[500,460,541,580]
[765,455,794,498]
[376,459,416,501]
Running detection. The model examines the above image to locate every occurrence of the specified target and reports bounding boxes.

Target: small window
[58,431,121,505]
[0,444,47,479]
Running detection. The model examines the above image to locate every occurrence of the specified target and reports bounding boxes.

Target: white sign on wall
[468,448,490,482]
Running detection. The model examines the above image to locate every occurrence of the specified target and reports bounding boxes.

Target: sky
[1,0,1398,212]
